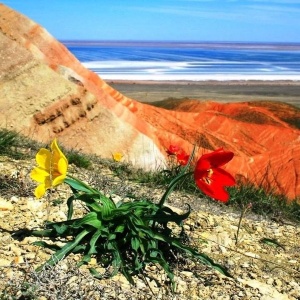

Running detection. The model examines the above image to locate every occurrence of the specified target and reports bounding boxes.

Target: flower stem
[235,203,252,245]
[235,209,245,245]
[158,171,193,208]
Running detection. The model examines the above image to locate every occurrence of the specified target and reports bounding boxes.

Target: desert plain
[108,80,300,108]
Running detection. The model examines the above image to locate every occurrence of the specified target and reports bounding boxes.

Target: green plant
[52,198,64,206]
[30,172,231,290]
[0,129,22,159]
[229,181,300,222]
[0,129,46,160]
[27,141,236,290]
[65,150,92,169]
[0,129,18,150]
[0,281,38,300]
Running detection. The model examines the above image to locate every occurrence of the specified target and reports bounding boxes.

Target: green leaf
[78,253,92,267]
[129,221,154,239]
[103,201,158,221]
[88,228,103,254]
[158,172,192,208]
[145,248,175,287]
[131,236,140,252]
[52,223,69,235]
[153,204,191,226]
[118,200,156,211]
[67,195,75,220]
[106,242,124,276]
[115,224,125,233]
[105,241,135,285]
[260,238,285,250]
[30,229,58,238]
[140,227,232,278]
[76,193,116,216]
[32,241,62,251]
[133,256,143,272]
[89,267,104,279]
[108,233,116,241]
[100,197,116,219]
[72,212,102,229]
[36,228,92,271]
[174,237,231,277]
[76,194,104,213]
[72,244,87,253]
[65,177,95,193]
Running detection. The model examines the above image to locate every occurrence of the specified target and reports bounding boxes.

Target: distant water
[63,41,300,81]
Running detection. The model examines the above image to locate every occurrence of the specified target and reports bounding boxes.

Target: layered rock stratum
[0,4,299,200]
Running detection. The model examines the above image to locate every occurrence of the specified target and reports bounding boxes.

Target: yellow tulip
[31,139,68,198]
[112,152,123,162]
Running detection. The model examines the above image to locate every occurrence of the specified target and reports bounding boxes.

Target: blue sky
[2,0,300,42]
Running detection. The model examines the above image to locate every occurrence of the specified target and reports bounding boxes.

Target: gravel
[0,155,299,299]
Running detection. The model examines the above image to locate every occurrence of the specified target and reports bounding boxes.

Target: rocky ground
[0,155,299,300]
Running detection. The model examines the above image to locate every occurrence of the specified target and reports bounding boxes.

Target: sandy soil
[108,80,300,108]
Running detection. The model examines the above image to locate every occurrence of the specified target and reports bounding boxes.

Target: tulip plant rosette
[28,139,236,289]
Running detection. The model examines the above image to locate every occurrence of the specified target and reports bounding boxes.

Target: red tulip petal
[194,177,230,202]
[166,145,182,156]
[200,150,234,168]
[177,151,189,166]
[211,168,236,186]
[194,178,215,198]
[195,158,210,173]
[209,184,230,202]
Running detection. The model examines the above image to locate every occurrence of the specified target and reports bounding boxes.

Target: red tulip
[166,145,190,166]
[176,151,190,166]
[194,149,235,202]
[166,145,181,156]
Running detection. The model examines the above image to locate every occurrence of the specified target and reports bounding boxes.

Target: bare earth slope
[0,4,165,169]
[0,4,299,200]
[133,100,300,200]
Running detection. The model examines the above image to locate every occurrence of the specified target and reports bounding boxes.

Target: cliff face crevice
[0,4,299,200]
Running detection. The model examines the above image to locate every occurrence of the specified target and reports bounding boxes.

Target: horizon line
[60,39,300,44]
[60,40,300,50]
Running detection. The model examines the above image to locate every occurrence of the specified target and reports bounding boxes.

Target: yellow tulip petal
[34,183,46,199]
[30,167,50,183]
[112,152,123,162]
[57,157,68,174]
[52,174,66,187]
[50,139,59,162]
[36,148,51,169]
[51,139,68,162]
[51,138,59,153]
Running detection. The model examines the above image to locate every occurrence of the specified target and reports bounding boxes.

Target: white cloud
[124,1,300,25]
[245,4,300,15]
[127,5,238,19]
[250,0,300,3]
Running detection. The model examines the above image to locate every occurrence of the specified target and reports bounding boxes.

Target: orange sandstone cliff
[0,4,299,200]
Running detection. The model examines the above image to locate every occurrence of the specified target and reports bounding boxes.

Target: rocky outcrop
[0,4,299,200]
[0,4,165,169]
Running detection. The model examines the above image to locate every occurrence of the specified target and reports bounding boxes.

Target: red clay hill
[0,4,299,201]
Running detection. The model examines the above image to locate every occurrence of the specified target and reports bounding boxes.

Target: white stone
[0,199,13,210]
